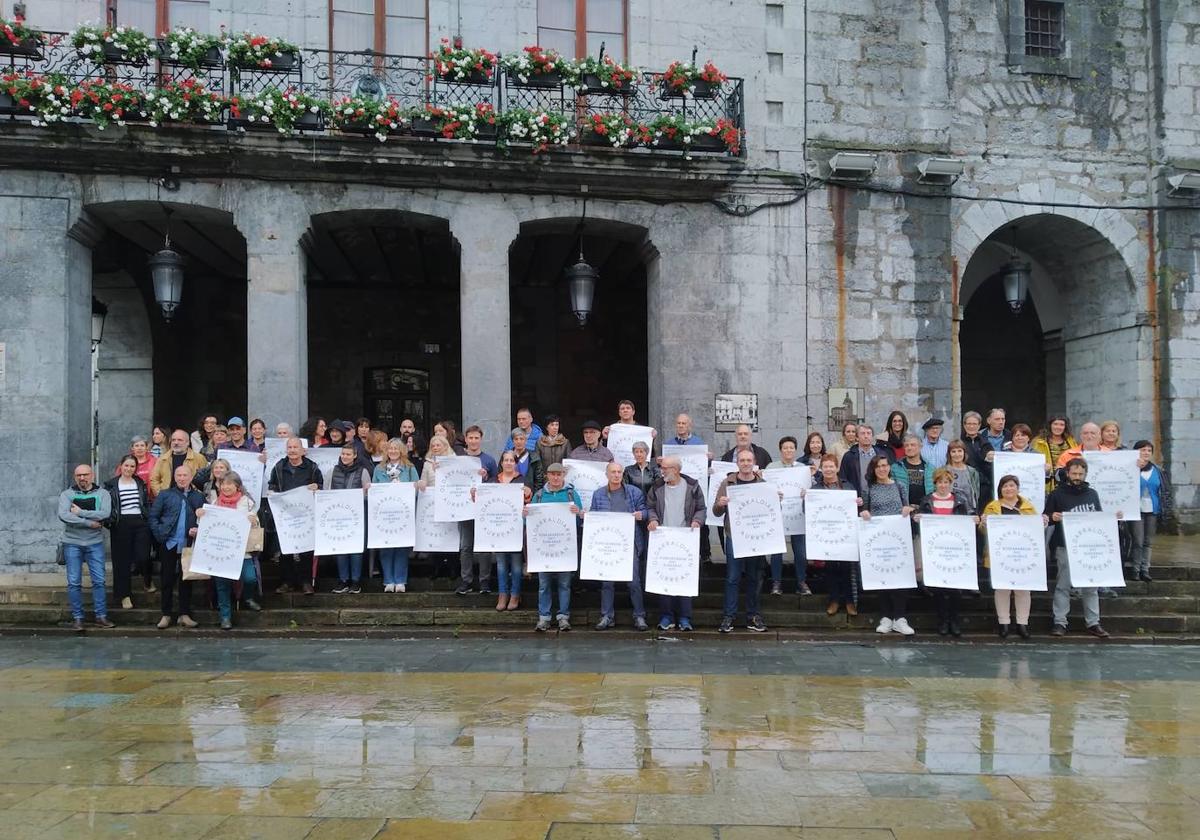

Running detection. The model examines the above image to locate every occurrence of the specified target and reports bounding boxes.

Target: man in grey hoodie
[58,464,115,632]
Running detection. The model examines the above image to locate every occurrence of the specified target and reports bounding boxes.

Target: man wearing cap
[921,417,948,468]
[219,417,262,453]
[569,421,615,463]
[526,463,583,632]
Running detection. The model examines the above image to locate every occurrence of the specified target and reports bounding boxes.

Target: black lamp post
[148,208,185,321]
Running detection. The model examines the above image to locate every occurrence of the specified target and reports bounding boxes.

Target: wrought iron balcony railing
[0,34,745,158]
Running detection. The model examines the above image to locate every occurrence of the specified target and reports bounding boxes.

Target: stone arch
[957,210,1152,442]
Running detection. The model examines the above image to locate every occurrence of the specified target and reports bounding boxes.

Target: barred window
[1024,1,1064,57]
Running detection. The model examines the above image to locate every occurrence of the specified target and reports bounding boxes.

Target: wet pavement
[1,638,1198,838]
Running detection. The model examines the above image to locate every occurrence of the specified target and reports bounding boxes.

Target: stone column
[0,192,92,575]
[452,213,519,450]
[237,201,308,431]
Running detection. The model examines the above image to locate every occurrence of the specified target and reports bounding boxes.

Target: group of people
[58,402,1172,639]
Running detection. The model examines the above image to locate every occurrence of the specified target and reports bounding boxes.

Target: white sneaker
[383,584,394,593]
[397,584,406,593]
[893,617,915,636]
[875,617,894,634]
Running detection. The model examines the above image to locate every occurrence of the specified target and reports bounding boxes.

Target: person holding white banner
[196,471,260,629]
[526,463,583,632]
[473,451,533,611]
[812,454,862,616]
[1045,457,1113,638]
[322,445,372,594]
[371,438,420,593]
[266,438,323,595]
[766,437,812,596]
[646,455,706,631]
[859,455,915,635]
[915,469,977,637]
[416,434,460,581]
[980,474,1043,639]
[711,449,772,634]
[603,399,658,456]
[589,461,649,631]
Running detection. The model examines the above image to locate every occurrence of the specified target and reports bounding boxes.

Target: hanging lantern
[90,297,108,347]
[149,248,185,321]
[565,255,598,326]
[1000,259,1031,315]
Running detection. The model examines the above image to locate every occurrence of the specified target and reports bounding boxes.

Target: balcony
[1,34,745,160]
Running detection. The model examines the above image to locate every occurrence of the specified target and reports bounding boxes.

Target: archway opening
[509,219,651,432]
[303,211,461,438]
[88,201,247,470]
[960,214,1146,437]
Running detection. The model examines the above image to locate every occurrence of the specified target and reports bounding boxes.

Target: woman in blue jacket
[1131,440,1172,583]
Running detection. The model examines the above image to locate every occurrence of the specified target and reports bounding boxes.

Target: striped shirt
[117,479,142,515]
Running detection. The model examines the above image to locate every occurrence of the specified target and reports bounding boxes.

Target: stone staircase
[2,538,1198,642]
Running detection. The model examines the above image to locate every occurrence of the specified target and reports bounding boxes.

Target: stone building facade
[1,0,1197,573]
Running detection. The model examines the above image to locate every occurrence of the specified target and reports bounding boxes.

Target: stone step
[1,603,1194,636]
[5,586,1198,615]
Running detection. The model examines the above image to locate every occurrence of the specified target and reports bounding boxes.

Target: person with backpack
[525,463,582,632]
[104,454,152,610]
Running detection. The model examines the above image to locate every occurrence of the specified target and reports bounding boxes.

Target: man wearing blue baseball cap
[219,417,261,453]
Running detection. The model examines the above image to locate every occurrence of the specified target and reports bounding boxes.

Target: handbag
[246,526,265,553]
[180,546,210,581]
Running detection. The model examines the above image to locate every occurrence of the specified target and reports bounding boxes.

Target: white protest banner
[804,489,860,562]
[992,452,1047,515]
[1061,512,1126,587]
[563,459,609,512]
[579,511,635,581]
[433,455,483,522]
[606,424,655,468]
[705,461,737,526]
[525,503,579,573]
[763,467,808,536]
[188,504,252,580]
[473,483,526,552]
[268,486,315,554]
[415,487,460,553]
[645,526,700,597]
[305,447,345,481]
[726,482,787,558]
[662,445,709,484]
[986,514,1048,591]
[264,437,307,474]
[314,488,365,555]
[221,449,266,504]
[918,514,979,590]
[1082,450,1139,520]
[367,481,416,549]
[857,515,916,590]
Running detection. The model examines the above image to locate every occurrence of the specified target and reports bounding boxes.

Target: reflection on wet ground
[1,638,1198,838]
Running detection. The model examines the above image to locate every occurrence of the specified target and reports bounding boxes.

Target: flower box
[507,69,562,89]
[232,50,297,72]
[98,41,147,64]
[0,36,41,57]
[0,91,18,114]
[661,78,718,99]
[438,68,491,85]
[410,116,438,137]
[158,40,222,67]
[580,73,634,96]
[231,109,322,132]
[689,133,727,152]
[471,124,497,142]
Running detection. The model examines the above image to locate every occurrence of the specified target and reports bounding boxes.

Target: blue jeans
[63,542,107,621]
[600,552,645,620]
[659,595,693,624]
[335,553,363,583]
[770,534,808,588]
[724,536,764,620]
[538,571,572,620]
[379,547,411,586]
[215,557,258,622]
[495,552,523,596]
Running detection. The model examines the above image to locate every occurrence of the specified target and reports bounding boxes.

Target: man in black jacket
[720,424,773,471]
[1045,458,1108,639]
[148,465,205,629]
[267,437,323,595]
[645,456,707,631]
[838,424,893,496]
